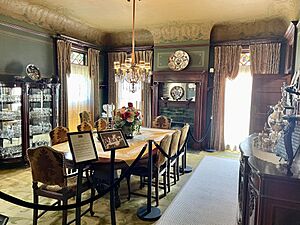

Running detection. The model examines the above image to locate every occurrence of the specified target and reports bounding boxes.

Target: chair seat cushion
[40,176,88,193]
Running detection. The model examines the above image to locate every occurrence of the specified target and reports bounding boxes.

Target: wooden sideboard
[238,135,300,225]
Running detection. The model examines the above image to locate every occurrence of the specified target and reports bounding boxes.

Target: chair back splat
[77,121,93,132]
[79,111,92,124]
[152,115,172,129]
[49,126,69,146]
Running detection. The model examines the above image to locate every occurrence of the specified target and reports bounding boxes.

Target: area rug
[0,151,239,225]
[156,156,239,225]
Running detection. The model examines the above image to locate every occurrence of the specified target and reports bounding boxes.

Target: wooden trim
[153,71,207,83]
[106,45,153,53]
[154,43,209,49]
[211,37,284,46]
[54,34,101,50]
[0,21,50,38]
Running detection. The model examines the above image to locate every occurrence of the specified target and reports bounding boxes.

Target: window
[117,82,142,110]
[71,51,86,65]
[67,51,91,131]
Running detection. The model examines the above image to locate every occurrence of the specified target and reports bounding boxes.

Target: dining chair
[79,111,92,124]
[152,115,172,129]
[178,123,190,174]
[77,121,93,132]
[167,129,181,192]
[49,126,69,146]
[94,118,108,132]
[126,134,172,206]
[27,146,95,225]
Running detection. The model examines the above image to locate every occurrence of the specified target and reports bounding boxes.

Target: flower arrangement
[114,102,141,138]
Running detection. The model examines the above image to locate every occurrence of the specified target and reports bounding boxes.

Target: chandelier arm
[131,0,136,64]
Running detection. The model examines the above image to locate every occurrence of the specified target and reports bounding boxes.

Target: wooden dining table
[52,127,175,168]
[52,127,175,210]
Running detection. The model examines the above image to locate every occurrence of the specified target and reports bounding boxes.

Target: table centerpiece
[114,102,141,139]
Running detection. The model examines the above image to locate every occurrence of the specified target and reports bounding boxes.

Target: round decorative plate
[26,64,41,81]
[170,86,184,100]
[168,50,189,71]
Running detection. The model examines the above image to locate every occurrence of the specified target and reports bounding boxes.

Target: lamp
[114,0,152,93]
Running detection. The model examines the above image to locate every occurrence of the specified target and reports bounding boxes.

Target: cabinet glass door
[0,85,22,160]
[29,87,52,147]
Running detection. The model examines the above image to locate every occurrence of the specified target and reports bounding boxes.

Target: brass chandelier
[114,0,152,93]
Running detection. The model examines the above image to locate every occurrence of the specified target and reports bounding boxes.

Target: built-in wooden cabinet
[238,135,300,225]
[0,80,59,165]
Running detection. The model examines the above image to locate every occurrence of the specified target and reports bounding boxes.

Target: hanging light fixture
[114,0,152,93]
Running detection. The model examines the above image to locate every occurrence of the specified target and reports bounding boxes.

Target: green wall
[0,15,55,79]
[153,40,210,72]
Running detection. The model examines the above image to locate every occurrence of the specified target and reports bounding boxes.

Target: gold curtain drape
[57,40,72,127]
[108,52,127,105]
[210,45,242,151]
[249,43,281,75]
[88,48,100,121]
[134,50,153,127]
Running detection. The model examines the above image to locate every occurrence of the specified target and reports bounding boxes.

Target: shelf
[0,119,21,122]
[0,101,21,104]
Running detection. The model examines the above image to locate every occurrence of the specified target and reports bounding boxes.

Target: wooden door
[249,74,291,134]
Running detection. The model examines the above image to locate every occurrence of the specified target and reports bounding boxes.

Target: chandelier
[114,0,152,93]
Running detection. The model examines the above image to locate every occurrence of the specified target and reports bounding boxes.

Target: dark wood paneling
[249,74,291,134]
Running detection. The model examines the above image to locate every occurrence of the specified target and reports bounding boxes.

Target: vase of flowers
[114,102,141,139]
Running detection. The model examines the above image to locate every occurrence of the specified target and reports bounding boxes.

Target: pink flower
[128,102,133,108]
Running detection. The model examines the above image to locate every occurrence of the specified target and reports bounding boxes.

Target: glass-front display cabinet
[28,85,55,148]
[0,83,23,162]
[0,80,58,165]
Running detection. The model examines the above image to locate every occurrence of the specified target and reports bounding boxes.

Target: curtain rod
[211,37,285,46]
[54,34,101,50]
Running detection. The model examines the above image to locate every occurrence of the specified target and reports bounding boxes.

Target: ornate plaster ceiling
[0,0,299,44]
[20,0,300,30]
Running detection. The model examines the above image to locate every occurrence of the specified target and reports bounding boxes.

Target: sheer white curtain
[67,64,92,131]
[116,82,142,110]
[224,64,252,150]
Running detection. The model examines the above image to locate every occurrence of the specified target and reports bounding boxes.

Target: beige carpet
[0,150,239,225]
[156,156,239,225]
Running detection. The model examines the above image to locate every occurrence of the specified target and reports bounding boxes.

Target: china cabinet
[0,80,58,165]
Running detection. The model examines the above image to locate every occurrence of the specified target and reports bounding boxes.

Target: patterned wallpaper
[0,0,107,44]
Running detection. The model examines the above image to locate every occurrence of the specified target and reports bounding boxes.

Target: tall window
[224,52,252,150]
[67,51,91,131]
[116,82,142,110]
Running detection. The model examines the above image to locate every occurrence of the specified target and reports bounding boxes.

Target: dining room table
[52,127,176,207]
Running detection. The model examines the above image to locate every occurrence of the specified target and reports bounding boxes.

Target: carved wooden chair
[152,115,172,129]
[79,111,92,124]
[27,146,95,225]
[178,123,190,174]
[77,121,93,132]
[49,126,69,146]
[167,129,181,191]
[126,134,172,206]
[94,118,108,132]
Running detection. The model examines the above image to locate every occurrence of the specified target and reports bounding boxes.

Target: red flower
[128,102,133,108]
[125,111,131,119]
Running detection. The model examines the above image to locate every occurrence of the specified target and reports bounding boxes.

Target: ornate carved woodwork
[152,71,208,149]
[239,135,300,225]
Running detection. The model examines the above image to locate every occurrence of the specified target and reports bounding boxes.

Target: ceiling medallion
[168,50,190,71]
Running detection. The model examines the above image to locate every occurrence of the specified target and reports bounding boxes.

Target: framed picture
[97,129,129,151]
[67,131,98,165]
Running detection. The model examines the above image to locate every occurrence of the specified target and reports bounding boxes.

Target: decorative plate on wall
[168,50,190,71]
[170,86,184,100]
[26,64,41,81]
